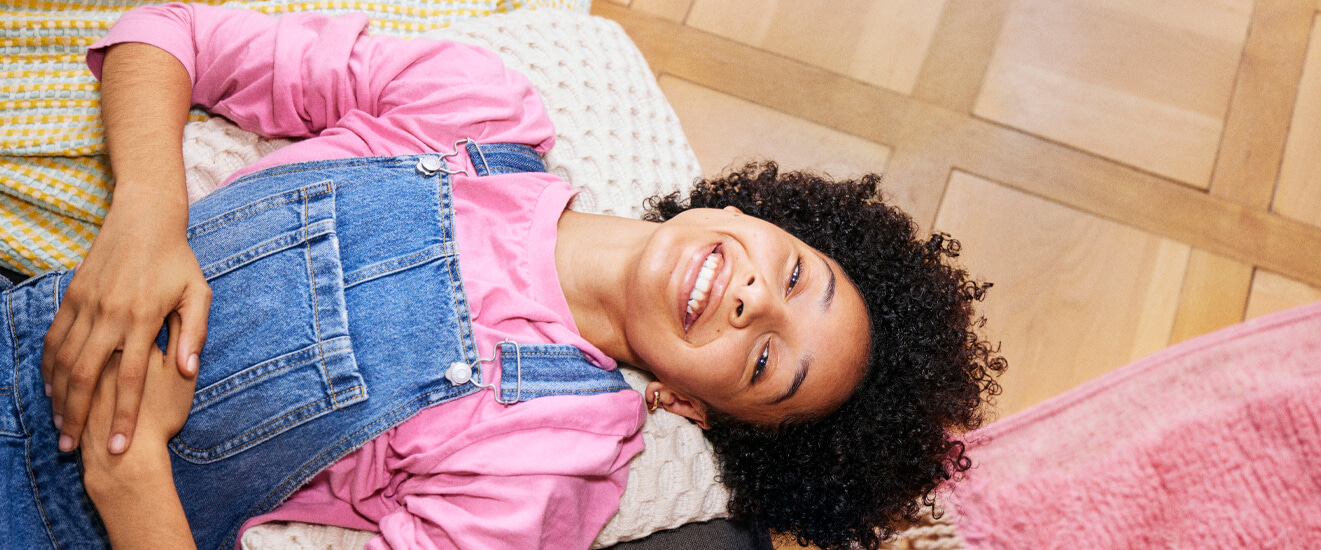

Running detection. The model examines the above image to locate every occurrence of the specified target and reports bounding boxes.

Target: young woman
[3,4,1004,550]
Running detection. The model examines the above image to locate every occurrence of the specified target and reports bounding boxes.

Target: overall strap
[441,341,631,404]
[466,141,547,176]
[426,142,629,402]
[414,139,547,177]
[496,343,631,402]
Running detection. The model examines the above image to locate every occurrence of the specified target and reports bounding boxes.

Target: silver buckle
[444,338,522,405]
[415,138,482,177]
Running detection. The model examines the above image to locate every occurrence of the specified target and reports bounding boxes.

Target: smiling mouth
[684,245,723,332]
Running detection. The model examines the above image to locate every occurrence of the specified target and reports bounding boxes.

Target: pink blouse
[88,5,646,549]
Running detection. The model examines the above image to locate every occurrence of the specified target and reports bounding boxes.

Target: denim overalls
[1,143,632,550]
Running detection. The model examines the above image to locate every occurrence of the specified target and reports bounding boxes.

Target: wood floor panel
[658,76,892,180]
[1275,13,1321,228]
[684,0,946,95]
[975,0,1251,187]
[1246,270,1321,319]
[1167,0,1313,343]
[935,171,1189,415]
[911,0,1013,113]
[1207,0,1313,208]
[629,0,692,22]
[1168,249,1253,344]
[595,2,1321,289]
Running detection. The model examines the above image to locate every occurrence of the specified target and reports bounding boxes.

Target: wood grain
[1167,0,1313,343]
[685,0,946,94]
[1246,270,1321,319]
[628,0,692,22]
[911,0,1013,113]
[1274,13,1321,228]
[1208,0,1313,207]
[974,0,1251,187]
[594,2,1321,290]
[658,76,892,178]
[935,171,1188,414]
[1168,249,1253,344]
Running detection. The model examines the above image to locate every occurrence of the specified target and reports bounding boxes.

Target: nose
[729,273,777,329]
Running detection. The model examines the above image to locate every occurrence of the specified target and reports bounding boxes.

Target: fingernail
[53,414,62,429]
[187,353,200,375]
[58,434,73,452]
[44,383,51,396]
[109,434,127,454]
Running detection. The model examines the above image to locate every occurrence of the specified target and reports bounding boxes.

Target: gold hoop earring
[648,390,660,412]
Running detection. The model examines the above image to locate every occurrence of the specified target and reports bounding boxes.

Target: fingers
[46,311,92,422]
[174,283,211,377]
[55,330,119,452]
[107,337,154,455]
[41,303,78,389]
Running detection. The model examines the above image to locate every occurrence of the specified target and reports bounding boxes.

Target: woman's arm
[43,42,210,456]
[85,4,555,153]
[81,314,198,550]
[55,1,557,456]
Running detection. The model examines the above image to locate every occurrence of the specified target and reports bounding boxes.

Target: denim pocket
[171,181,366,464]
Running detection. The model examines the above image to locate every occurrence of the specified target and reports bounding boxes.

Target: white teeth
[686,250,722,325]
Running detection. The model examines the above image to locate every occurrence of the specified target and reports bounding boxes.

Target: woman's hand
[82,313,198,453]
[41,41,208,456]
[81,313,198,550]
[42,204,211,454]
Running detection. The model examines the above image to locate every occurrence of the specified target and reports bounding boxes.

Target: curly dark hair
[643,162,1007,550]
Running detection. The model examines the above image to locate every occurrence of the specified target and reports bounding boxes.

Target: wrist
[83,439,174,503]
[98,193,190,240]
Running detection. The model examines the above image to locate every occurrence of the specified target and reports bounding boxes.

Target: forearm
[99,42,191,230]
[83,440,197,550]
[44,41,209,456]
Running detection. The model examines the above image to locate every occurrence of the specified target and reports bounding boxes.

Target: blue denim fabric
[1,143,632,550]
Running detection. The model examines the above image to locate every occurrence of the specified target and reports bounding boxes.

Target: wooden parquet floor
[594,0,1321,426]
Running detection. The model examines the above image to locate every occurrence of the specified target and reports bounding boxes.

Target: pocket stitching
[189,339,351,410]
[188,183,332,240]
[172,384,364,458]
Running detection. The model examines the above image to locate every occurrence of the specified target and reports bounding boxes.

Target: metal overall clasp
[444,338,523,405]
[415,138,489,178]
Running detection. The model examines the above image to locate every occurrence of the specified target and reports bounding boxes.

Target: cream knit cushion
[178,9,727,549]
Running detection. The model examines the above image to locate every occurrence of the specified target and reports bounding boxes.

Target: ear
[722,205,743,215]
[644,381,710,430]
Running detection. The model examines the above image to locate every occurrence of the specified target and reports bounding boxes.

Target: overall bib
[1,143,632,550]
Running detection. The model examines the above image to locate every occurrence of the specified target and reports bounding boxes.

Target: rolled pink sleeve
[87,3,556,155]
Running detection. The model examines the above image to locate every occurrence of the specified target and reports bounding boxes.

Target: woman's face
[624,207,870,425]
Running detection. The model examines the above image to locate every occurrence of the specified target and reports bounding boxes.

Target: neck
[555,210,655,367]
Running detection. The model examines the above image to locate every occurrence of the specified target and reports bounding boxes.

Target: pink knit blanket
[948,301,1321,549]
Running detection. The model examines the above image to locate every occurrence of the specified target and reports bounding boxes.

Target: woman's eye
[752,342,770,383]
[787,257,802,295]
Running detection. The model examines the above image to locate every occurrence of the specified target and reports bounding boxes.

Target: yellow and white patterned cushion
[0,0,588,274]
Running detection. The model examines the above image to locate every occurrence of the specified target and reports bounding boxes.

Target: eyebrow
[771,353,811,405]
[769,256,836,405]
[817,252,836,312]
